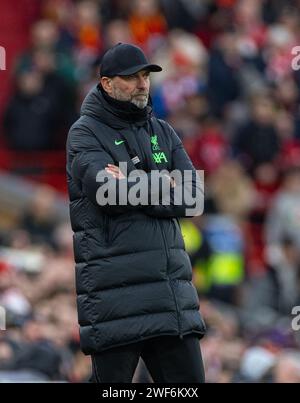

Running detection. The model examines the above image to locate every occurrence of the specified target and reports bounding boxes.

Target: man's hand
[105,164,126,179]
[105,164,176,187]
[166,174,176,188]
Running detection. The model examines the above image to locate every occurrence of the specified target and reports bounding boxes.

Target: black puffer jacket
[66,85,206,354]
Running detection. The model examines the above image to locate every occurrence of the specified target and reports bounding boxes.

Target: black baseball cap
[100,43,162,77]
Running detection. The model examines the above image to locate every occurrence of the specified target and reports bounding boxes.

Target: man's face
[101,70,150,109]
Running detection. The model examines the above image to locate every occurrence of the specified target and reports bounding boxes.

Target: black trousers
[91,335,205,383]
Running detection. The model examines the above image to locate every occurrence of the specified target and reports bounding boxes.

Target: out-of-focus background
[1,0,300,383]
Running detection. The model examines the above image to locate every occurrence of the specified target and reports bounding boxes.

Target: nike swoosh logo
[115,140,125,145]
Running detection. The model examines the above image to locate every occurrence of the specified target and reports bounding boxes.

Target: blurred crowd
[1,0,300,382]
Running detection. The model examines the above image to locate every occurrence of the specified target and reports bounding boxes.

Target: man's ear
[100,77,113,94]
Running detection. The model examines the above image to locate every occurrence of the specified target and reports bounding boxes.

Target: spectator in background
[264,22,297,83]
[161,0,207,33]
[274,108,300,171]
[208,159,255,219]
[245,162,280,276]
[104,19,134,49]
[190,117,229,175]
[243,237,300,329]
[207,32,242,117]
[272,351,300,383]
[20,186,57,247]
[7,318,64,381]
[128,0,167,54]
[197,209,245,305]
[17,18,77,138]
[41,0,77,51]
[233,95,280,174]
[75,1,103,55]
[151,29,207,126]
[265,167,300,249]
[4,18,78,150]
[3,69,61,150]
[19,19,76,86]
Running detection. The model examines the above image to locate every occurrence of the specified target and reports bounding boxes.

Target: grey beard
[111,87,148,109]
[130,96,148,109]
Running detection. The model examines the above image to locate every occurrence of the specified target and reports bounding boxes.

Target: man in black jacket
[67,43,206,383]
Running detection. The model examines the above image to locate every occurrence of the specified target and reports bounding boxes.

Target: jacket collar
[80,84,152,129]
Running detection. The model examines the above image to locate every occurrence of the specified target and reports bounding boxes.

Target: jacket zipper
[158,220,183,339]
